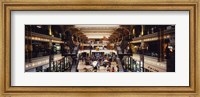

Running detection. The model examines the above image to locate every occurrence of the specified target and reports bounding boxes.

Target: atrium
[25,25,175,72]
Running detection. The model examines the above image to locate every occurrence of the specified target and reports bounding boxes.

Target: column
[158,27,164,62]
[140,25,145,72]
[49,25,54,72]
[27,25,32,63]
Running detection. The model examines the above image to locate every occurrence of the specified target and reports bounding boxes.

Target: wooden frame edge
[0,0,199,97]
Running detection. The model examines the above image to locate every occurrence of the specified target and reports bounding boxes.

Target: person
[165,44,170,59]
[99,59,103,66]
[112,67,115,72]
[116,66,119,72]
[103,62,107,67]
[123,64,128,72]
[93,64,97,70]
[85,58,90,66]
[106,65,111,72]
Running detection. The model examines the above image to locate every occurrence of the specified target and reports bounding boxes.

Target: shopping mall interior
[25,25,175,72]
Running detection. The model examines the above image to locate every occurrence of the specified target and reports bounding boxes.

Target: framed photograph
[0,0,199,97]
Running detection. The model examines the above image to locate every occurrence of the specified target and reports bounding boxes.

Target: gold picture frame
[0,0,199,97]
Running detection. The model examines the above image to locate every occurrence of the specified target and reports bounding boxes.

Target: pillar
[48,25,54,72]
[27,25,32,63]
[140,25,145,72]
[158,27,164,62]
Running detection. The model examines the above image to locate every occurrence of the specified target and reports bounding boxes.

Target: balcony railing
[131,54,166,72]
[25,32,64,43]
